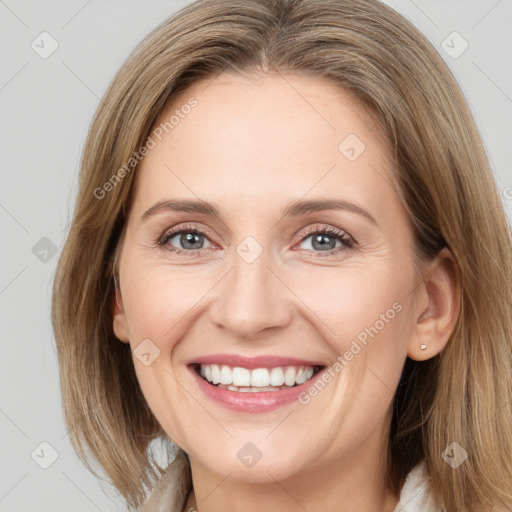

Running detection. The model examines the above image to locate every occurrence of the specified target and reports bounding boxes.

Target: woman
[51,0,512,511]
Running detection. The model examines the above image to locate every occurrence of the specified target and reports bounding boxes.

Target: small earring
[420,344,427,350]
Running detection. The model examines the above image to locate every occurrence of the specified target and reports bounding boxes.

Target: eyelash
[156,222,355,257]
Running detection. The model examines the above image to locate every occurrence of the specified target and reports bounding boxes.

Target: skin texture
[113,72,460,512]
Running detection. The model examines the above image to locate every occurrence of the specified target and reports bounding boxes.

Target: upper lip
[186,354,326,369]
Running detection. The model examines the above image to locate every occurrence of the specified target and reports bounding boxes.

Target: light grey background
[1,1,511,511]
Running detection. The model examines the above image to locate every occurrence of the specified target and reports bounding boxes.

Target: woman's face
[113,72,423,483]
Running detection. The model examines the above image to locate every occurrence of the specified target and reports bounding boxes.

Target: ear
[407,247,461,361]
[112,275,130,343]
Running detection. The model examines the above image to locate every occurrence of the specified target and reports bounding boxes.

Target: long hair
[51,0,512,509]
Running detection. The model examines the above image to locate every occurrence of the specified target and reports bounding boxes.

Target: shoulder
[392,461,440,512]
[141,449,191,512]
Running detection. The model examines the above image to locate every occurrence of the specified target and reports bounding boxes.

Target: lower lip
[188,365,325,413]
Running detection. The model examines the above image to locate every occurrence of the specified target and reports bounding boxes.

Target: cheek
[290,262,414,413]
[122,264,210,347]
[290,263,412,353]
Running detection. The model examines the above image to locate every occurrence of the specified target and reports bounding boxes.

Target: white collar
[392,461,438,511]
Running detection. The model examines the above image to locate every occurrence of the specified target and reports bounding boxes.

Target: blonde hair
[51,0,512,510]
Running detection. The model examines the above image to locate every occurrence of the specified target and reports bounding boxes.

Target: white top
[141,450,439,512]
[391,461,439,511]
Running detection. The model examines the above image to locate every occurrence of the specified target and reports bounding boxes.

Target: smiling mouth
[191,363,325,392]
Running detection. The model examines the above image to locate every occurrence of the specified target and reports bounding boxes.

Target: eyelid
[157,222,356,255]
[294,224,355,247]
[157,222,217,246]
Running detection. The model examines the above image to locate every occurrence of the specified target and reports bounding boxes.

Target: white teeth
[220,365,232,385]
[269,367,285,386]
[284,366,296,386]
[221,384,294,392]
[232,367,251,387]
[211,364,221,385]
[251,368,270,387]
[198,364,319,389]
[296,368,308,385]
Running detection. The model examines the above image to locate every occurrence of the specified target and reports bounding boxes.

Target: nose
[208,248,293,340]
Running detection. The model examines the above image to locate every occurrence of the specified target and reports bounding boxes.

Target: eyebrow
[141,198,378,226]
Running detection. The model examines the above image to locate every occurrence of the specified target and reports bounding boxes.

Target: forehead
[158,71,387,152]
[132,71,396,221]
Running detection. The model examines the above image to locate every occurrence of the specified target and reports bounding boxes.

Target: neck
[183,434,399,512]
